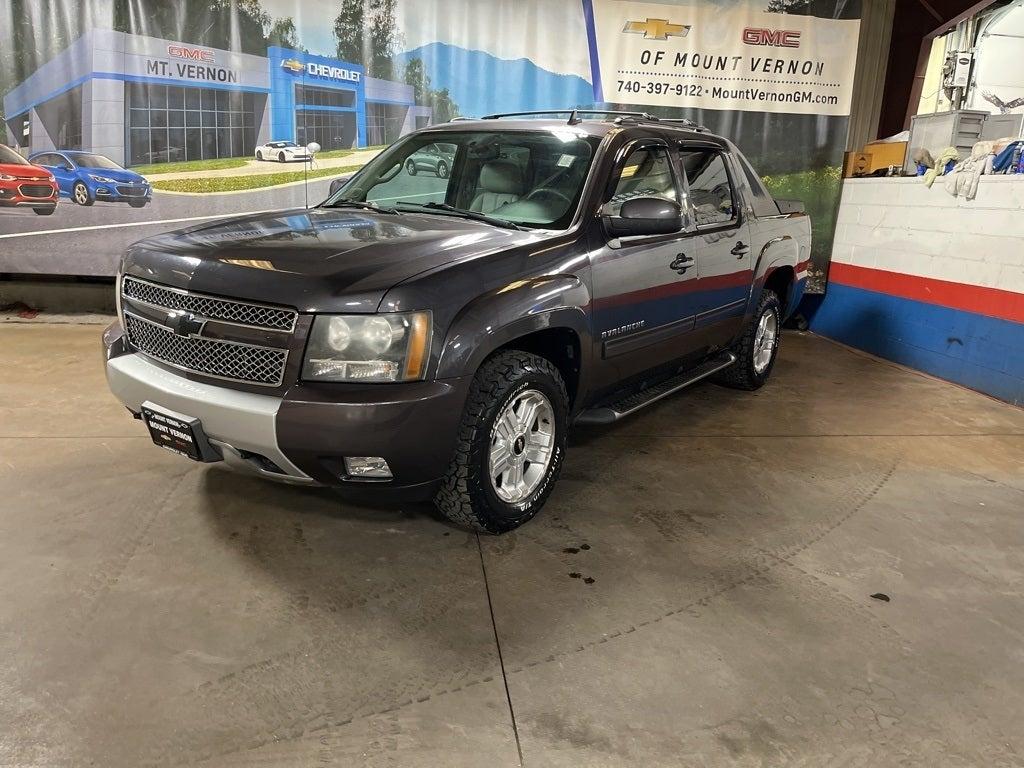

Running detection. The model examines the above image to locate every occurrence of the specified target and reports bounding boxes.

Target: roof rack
[478,109,707,131]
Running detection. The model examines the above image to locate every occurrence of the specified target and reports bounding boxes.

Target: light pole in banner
[304,142,321,210]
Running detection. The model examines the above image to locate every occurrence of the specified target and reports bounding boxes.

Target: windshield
[72,153,123,170]
[326,129,601,230]
[0,145,30,166]
[271,141,298,148]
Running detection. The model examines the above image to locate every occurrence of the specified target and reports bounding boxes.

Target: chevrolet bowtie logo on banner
[280,58,304,74]
[585,0,860,117]
[622,18,691,40]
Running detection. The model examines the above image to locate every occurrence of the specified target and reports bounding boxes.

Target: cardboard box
[862,140,908,172]
[843,151,872,177]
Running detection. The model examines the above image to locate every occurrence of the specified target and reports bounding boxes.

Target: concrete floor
[2,323,1024,767]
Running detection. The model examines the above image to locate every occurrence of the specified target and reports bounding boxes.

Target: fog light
[343,456,392,479]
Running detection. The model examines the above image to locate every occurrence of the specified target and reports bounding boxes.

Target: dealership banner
[1,0,862,293]
[585,0,860,116]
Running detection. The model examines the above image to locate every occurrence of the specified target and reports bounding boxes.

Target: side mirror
[602,197,683,238]
[328,175,352,197]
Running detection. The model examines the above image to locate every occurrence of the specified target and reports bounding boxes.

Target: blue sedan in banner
[28,150,151,208]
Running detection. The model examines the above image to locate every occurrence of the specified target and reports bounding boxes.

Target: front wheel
[72,181,93,206]
[435,161,448,178]
[33,206,55,216]
[406,160,417,175]
[435,350,568,533]
[714,288,782,390]
[278,152,286,163]
[128,199,147,208]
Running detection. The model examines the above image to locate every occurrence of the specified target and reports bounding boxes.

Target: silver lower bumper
[106,353,314,484]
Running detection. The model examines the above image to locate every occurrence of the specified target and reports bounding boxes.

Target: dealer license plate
[141,403,217,462]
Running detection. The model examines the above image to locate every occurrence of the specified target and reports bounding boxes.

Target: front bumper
[93,184,150,203]
[0,182,58,206]
[104,322,470,497]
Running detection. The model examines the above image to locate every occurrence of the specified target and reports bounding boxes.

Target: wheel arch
[435,275,593,409]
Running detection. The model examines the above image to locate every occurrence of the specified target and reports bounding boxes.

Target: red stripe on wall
[829,263,1024,325]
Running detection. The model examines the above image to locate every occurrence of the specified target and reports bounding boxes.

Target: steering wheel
[525,187,572,206]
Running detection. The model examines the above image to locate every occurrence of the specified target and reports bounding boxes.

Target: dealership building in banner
[2,29,431,166]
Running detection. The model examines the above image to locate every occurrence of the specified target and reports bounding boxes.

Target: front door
[590,140,702,389]
[678,145,752,348]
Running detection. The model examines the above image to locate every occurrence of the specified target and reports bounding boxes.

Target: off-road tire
[714,288,782,391]
[434,350,568,534]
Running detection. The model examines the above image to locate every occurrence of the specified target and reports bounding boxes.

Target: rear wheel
[406,160,417,175]
[715,289,782,390]
[73,181,93,206]
[436,160,448,178]
[256,150,263,161]
[435,350,568,533]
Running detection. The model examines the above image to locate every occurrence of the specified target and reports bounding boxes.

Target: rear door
[589,138,702,387]
[677,144,752,348]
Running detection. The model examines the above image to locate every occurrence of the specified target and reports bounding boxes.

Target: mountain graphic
[395,42,595,117]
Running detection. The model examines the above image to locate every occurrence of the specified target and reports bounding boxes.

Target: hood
[84,166,146,183]
[0,162,51,179]
[123,207,538,313]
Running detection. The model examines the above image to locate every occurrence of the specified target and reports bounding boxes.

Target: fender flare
[436,275,592,380]
[747,235,799,314]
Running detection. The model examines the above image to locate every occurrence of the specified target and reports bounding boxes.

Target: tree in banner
[333,0,400,79]
[402,58,460,124]
[266,16,305,51]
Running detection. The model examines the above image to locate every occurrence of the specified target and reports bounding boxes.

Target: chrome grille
[122,276,296,332]
[124,312,288,386]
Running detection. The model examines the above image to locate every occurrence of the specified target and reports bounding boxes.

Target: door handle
[731,242,751,257]
[669,253,694,273]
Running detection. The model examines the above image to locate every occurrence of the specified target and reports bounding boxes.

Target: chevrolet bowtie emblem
[281,58,304,74]
[622,18,691,40]
[165,310,205,338]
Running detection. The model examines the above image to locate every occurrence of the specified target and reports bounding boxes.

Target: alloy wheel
[488,389,556,504]
[752,307,779,374]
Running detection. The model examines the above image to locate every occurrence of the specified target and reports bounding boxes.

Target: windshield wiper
[394,201,525,230]
[322,197,398,215]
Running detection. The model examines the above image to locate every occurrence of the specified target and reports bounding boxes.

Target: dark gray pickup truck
[104,110,810,533]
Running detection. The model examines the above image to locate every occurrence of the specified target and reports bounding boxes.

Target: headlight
[89,174,116,183]
[302,312,431,383]
[0,173,14,181]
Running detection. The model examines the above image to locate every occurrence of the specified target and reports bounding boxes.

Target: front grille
[18,184,53,198]
[116,185,146,196]
[124,312,288,386]
[122,276,296,332]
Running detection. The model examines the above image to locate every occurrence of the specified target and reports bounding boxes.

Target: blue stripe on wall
[810,283,1024,406]
[811,280,1019,405]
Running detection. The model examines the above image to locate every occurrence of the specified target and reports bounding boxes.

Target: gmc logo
[742,28,801,48]
[167,45,215,63]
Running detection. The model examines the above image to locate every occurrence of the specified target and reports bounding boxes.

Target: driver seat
[470,161,523,214]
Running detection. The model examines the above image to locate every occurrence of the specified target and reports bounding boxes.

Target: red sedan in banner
[0,145,59,215]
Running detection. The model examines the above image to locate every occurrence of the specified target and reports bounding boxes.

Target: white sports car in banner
[255,141,313,162]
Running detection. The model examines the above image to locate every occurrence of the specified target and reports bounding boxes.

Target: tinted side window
[606,146,679,216]
[679,149,736,227]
